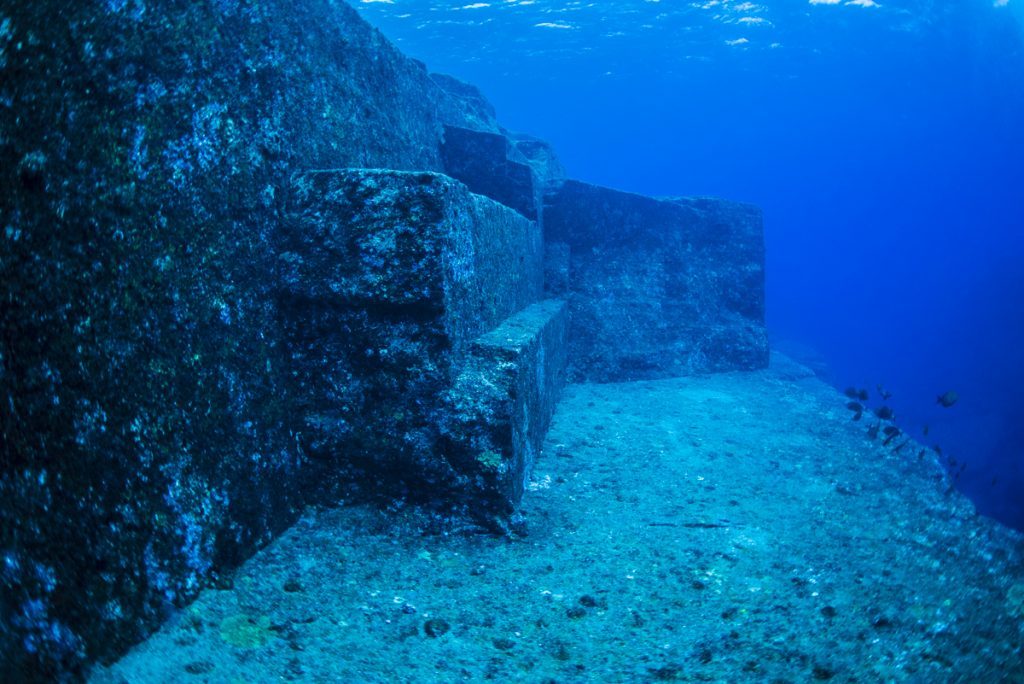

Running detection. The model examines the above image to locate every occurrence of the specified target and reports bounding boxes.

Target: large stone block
[440,125,541,221]
[508,131,568,184]
[441,299,569,521]
[431,73,502,133]
[278,169,544,508]
[0,1,521,677]
[544,181,768,382]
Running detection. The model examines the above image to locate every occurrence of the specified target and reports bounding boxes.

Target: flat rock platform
[92,355,1024,683]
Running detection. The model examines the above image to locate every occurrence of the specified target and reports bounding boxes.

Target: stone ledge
[440,125,541,221]
[441,299,569,522]
[278,168,545,506]
[544,180,768,382]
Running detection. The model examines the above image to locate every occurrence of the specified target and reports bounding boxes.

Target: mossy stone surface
[91,356,1024,683]
[0,1,497,678]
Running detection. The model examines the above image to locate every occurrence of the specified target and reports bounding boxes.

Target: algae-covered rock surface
[280,169,559,524]
[0,1,517,676]
[543,181,768,383]
[90,354,1024,683]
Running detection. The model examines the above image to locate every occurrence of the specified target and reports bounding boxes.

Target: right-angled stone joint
[543,180,769,383]
[278,168,566,522]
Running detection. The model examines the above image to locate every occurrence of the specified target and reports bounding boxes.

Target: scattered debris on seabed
[91,355,1024,683]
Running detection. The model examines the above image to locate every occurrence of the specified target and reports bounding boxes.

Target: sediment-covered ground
[91,355,1024,683]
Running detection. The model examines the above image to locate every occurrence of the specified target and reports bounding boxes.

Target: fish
[876,384,893,400]
[936,391,959,408]
[844,387,860,399]
[874,406,895,421]
[882,426,900,436]
[858,389,869,402]
[954,462,967,481]
[866,422,880,439]
[846,401,863,413]
[893,439,910,453]
[922,424,929,437]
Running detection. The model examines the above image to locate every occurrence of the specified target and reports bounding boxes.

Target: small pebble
[812,665,835,680]
[213,574,234,591]
[424,618,450,637]
[184,661,214,675]
[871,615,893,629]
[493,637,515,651]
[650,664,683,681]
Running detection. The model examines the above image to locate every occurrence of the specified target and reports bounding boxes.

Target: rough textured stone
[278,169,544,511]
[0,0,768,678]
[508,131,568,183]
[0,2,507,679]
[431,73,502,133]
[544,180,768,382]
[442,299,569,519]
[544,241,572,296]
[440,125,541,221]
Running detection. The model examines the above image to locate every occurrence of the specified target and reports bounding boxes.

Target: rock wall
[437,118,566,225]
[280,169,562,523]
[441,125,542,221]
[0,1,518,678]
[431,73,502,133]
[0,0,765,679]
[443,299,569,516]
[544,181,769,382]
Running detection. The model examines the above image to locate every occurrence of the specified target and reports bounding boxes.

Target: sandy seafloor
[91,354,1024,683]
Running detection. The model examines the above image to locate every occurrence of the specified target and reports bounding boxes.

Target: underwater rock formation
[436,91,566,225]
[507,131,568,184]
[430,72,502,133]
[0,0,763,679]
[280,169,562,520]
[441,125,542,221]
[544,181,769,382]
[443,299,569,513]
[0,1,527,678]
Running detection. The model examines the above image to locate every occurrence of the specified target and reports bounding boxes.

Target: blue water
[357,0,1024,529]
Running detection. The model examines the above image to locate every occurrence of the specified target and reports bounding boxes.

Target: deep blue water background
[356,0,1024,530]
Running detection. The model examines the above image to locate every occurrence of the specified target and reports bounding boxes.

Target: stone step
[282,168,542,345]
[430,72,502,133]
[543,179,768,383]
[505,130,567,185]
[441,299,569,523]
[280,168,545,497]
[440,125,542,222]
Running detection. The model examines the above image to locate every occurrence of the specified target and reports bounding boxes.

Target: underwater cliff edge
[0,0,767,678]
